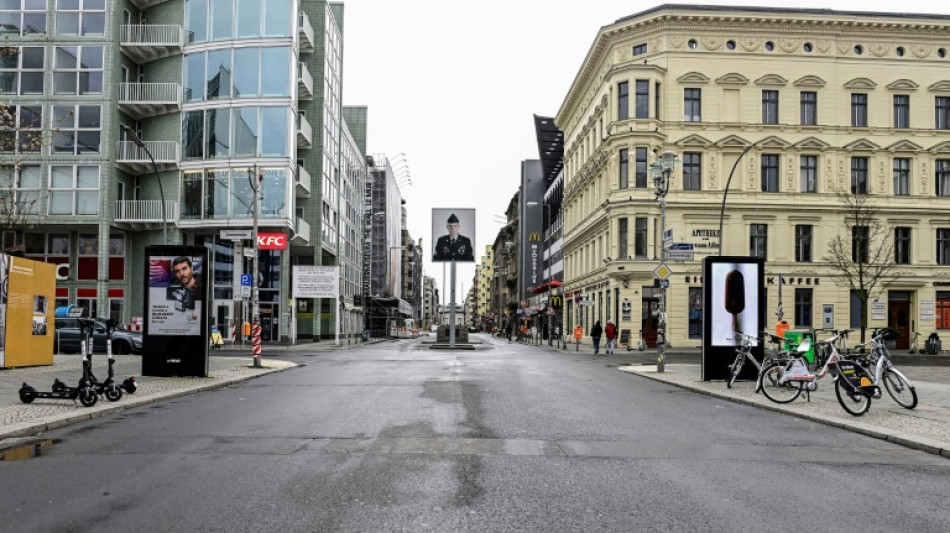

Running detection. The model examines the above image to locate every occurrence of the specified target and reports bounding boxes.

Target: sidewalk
[0,339,379,446]
[617,363,950,459]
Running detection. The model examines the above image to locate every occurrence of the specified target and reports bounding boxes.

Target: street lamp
[121,125,166,245]
[651,150,678,373]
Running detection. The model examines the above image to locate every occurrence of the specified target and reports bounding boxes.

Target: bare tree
[823,189,897,343]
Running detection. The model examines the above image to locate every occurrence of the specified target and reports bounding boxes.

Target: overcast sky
[341,0,946,302]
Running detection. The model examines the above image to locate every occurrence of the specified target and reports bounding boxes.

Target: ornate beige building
[556,5,950,349]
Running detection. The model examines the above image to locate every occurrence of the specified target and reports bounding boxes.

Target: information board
[293,266,339,298]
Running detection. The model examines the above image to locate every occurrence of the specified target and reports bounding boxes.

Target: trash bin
[783,330,816,364]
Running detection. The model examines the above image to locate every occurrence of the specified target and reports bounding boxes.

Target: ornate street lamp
[651,150,678,373]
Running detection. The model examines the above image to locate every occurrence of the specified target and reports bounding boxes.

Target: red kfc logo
[258,232,287,250]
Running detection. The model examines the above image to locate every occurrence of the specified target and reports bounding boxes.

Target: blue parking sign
[241,274,252,286]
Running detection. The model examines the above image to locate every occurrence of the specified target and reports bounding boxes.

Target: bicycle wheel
[760,363,803,403]
[727,352,744,389]
[882,369,918,409]
[834,378,870,416]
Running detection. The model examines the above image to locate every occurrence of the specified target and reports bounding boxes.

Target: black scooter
[56,319,137,401]
[19,319,98,407]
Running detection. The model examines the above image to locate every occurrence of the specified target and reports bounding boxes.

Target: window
[53,46,102,95]
[800,91,817,125]
[937,159,950,197]
[183,47,293,102]
[0,46,45,95]
[895,227,911,264]
[0,0,47,36]
[654,82,661,120]
[634,217,647,258]
[618,148,628,189]
[684,89,701,121]
[795,225,812,262]
[851,93,868,127]
[682,152,701,190]
[761,154,779,192]
[762,90,779,124]
[800,155,817,193]
[617,81,628,120]
[851,157,868,194]
[939,228,950,265]
[10,165,41,215]
[750,224,767,258]
[633,43,647,55]
[618,218,628,259]
[850,290,865,329]
[49,165,99,215]
[689,287,702,339]
[183,106,291,160]
[937,96,950,130]
[894,95,910,128]
[635,80,649,119]
[0,104,43,154]
[635,147,647,188]
[55,0,104,36]
[794,289,813,327]
[182,167,288,220]
[51,105,100,155]
[893,158,910,195]
[852,226,869,263]
[938,291,950,329]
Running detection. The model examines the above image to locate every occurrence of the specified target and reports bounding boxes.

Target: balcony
[298,62,313,100]
[296,163,312,198]
[113,200,179,231]
[115,140,179,174]
[117,83,181,119]
[298,11,314,52]
[292,216,311,245]
[120,24,183,63]
[297,114,313,149]
[127,0,173,8]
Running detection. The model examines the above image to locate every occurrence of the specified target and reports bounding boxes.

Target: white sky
[341,0,946,301]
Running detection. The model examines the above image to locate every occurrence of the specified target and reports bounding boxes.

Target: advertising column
[0,255,56,367]
[143,246,209,376]
[701,256,765,381]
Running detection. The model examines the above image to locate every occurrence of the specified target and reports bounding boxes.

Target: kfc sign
[258,232,287,250]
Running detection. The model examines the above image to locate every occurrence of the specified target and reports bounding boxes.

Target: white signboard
[220,229,253,240]
[293,266,339,298]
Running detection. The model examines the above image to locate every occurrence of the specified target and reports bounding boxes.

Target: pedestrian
[590,320,603,354]
[506,321,513,343]
[605,320,617,355]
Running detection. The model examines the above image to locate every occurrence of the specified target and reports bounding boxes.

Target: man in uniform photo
[433,213,474,261]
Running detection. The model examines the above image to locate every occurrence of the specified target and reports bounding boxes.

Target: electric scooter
[19,319,98,407]
[87,319,137,399]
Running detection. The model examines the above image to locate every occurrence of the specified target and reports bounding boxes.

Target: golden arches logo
[528,232,541,242]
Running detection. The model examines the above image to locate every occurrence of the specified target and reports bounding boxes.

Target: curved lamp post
[121,125,167,245]
[651,150,678,373]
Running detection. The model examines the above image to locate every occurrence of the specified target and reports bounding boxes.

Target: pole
[718,142,758,253]
[657,189,667,372]
[449,261,457,346]
[335,297,340,346]
[251,166,262,368]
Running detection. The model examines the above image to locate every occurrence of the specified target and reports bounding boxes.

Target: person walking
[590,320,603,355]
[605,320,617,355]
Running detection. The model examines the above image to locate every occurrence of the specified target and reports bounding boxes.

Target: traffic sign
[240,286,251,298]
[662,229,673,241]
[241,274,252,286]
[653,263,673,280]
[670,242,694,251]
[220,229,253,240]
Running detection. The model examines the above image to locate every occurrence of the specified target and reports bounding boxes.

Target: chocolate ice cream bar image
[724,269,745,332]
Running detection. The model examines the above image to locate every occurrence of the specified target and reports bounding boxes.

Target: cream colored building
[474,246,494,328]
[556,5,950,349]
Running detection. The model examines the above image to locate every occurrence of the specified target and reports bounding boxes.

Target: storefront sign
[258,232,287,250]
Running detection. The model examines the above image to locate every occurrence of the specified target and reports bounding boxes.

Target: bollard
[252,321,262,367]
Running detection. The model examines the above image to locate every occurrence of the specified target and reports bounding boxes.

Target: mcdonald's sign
[528,232,541,242]
[549,295,563,308]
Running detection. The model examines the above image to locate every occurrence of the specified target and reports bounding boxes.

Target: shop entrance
[260,303,280,341]
[641,287,660,348]
[888,292,911,349]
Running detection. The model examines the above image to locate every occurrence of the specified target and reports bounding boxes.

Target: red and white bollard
[229,320,237,345]
[252,321,262,366]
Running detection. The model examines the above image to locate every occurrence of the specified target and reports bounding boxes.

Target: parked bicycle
[759,329,878,416]
[850,329,918,409]
[908,331,921,355]
[726,331,795,391]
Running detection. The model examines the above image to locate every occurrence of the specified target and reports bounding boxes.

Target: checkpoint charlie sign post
[293,266,340,345]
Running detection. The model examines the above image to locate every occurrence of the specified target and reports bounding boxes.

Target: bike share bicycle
[850,328,917,409]
[759,329,878,416]
[726,330,806,392]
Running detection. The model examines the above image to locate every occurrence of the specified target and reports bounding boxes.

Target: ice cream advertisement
[710,261,760,347]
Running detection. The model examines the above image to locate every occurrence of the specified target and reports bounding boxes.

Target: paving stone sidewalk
[619,363,950,459]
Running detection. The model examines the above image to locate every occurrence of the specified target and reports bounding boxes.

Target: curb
[618,365,950,459]
[0,361,297,445]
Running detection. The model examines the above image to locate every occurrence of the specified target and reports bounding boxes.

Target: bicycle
[850,329,918,409]
[759,329,877,416]
[726,331,793,391]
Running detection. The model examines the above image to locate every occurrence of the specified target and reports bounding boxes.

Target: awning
[529,280,563,294]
